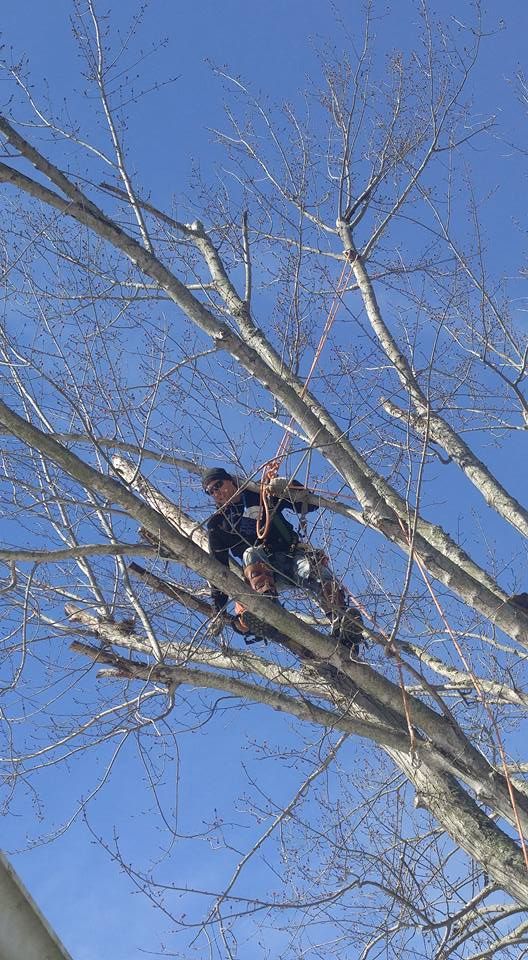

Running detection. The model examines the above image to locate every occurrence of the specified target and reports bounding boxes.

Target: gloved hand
[268,477,292,497]
[205,610,229,639]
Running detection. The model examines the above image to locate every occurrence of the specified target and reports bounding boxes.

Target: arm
[267,477,318,514]
[207,517,231,611]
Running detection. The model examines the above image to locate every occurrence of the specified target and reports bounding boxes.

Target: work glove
[268,477,294,497]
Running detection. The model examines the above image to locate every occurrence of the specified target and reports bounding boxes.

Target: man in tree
[203,467,364,652]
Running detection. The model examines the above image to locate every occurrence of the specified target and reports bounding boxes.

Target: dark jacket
[208,485,316,611]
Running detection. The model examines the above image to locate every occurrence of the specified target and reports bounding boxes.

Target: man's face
[206,477,240,507]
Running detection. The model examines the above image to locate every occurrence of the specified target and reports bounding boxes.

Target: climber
[203,466,363,654]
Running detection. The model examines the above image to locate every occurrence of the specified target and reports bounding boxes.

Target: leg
[242,546,277,597]
[291,548,364,654]
[233,546,278,636]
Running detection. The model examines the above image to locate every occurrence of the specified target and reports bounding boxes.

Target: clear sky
[2,1,528,958]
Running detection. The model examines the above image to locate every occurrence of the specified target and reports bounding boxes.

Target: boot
[332,607,364,655]
[320,581,363,655]
[233,562,278,636]
[232,600,251,635]
[231,602,267,645]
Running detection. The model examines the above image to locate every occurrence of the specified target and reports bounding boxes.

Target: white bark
[2,339,528,849]
[2,146,527,648]
[338,219,528,541]
[69,612,528,907]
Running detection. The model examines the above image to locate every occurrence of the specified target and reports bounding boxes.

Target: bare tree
[1,2,528,957]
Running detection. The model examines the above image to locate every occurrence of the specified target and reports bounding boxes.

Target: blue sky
[2,1,528,958]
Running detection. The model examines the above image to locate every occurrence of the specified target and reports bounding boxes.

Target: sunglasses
[206,479,226,496]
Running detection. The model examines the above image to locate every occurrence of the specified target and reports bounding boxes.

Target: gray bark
[2,150,528,647]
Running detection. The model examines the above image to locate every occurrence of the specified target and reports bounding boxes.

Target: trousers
[243,545,340,608]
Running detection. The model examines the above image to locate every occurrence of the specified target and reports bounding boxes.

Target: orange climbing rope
[256,256,354,540]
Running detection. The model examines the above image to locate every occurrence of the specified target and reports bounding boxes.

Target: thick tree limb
[70,629,528,907]
[111,454,208,550]
[1,142,522,648]
[3,396,527,836]
[71,639,411,751]
[343,221,528,541]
